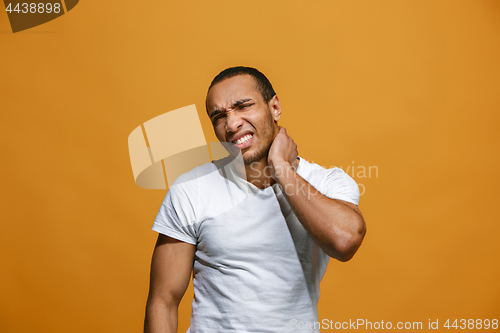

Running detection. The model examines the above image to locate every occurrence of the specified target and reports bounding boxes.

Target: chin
[242,148,269,165]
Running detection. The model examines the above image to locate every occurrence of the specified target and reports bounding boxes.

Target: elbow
[331,219,366,262]
[332,242,358,262]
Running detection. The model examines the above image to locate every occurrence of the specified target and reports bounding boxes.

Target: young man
[144,67,366,333]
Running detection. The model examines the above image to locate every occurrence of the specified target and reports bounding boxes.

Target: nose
[225,109,244,134]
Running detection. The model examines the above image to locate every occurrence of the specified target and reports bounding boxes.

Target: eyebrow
[210,98,253,119]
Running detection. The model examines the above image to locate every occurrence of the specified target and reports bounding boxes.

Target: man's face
[206,75,280,165]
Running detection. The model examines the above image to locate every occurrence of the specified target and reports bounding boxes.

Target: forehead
[206,75,261,111]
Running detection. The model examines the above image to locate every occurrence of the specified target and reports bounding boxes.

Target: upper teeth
[234,134,252,145]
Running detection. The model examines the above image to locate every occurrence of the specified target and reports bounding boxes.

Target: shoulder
[296,157,352,181]
[159,162,216,215]
[296,157,360,205]
[168,161,218,194]
[295,157,336,185]
[166,159,238,210]
[171,161,216,185]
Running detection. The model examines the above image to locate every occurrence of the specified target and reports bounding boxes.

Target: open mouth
[232,133,253,149]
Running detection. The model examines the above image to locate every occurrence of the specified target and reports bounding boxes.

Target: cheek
[213,124,225,140]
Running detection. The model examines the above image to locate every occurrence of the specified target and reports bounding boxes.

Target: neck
[245,158,276,189]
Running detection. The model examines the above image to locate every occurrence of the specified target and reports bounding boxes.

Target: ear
[269,95,282,121]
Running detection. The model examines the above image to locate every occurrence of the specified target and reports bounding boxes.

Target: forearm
[272,160,366,261]
[144,299,178,333]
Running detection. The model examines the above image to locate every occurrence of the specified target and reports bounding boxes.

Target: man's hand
[268,127,299,177]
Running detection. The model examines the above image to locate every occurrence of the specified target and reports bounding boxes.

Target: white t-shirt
[152,156,360,333]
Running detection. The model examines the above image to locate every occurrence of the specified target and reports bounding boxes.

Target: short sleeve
[152,184,198,245]
[321,167,360,206]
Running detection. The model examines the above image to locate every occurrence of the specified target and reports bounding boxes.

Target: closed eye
[213,114,225,123]
[239,103,254,110]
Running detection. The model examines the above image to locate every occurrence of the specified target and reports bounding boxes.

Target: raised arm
[268,127,366,262]
[144,234,196,333]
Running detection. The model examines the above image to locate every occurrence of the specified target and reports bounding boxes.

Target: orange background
[1,1,499,332]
